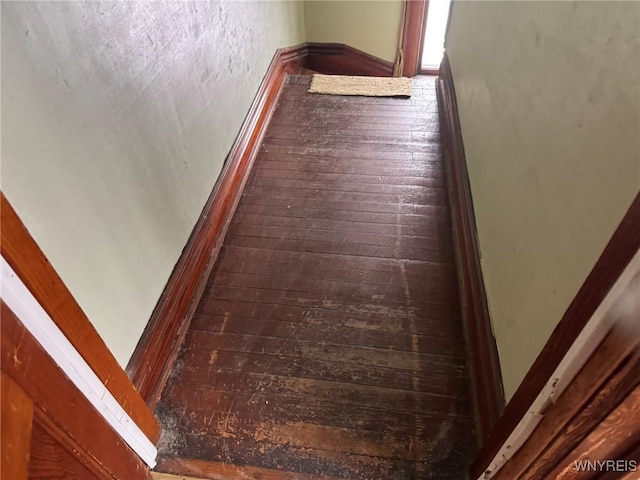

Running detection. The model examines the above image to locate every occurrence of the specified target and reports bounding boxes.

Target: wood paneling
[153,75,476,479]
[1,372,33,480]
[0,193,159,443]
[126,45,307,407]
[1,302,150,480]
[437,52,505,442]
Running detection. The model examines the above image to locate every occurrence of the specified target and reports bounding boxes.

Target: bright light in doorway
[421,0,452,70]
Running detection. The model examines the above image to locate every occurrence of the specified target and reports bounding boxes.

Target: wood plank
[206,270,455,305]
[247,165,444,187]
[1,372,33,480]
[237,190,448,214]
[261,143,431,160]
[234,203,449,226]
[157,391,472,438]
[265,121,438,135]
[263,137,440,154]
[179,331,465,372]
[189,313,463,353]
[162,372,469,417]
[200,285,460,318]
[194,299,463,338]
[214,245,454,277]
[171,348,467,395]
[264,129,441,144]
[248,174,440,195]
[228,212,448,238]
[242,184,448,207]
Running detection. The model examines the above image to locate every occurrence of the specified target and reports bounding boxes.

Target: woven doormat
[308,74,412,98]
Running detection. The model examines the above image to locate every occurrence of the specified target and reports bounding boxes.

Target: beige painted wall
[1,1,305,366]
[304,0,403,63]
[446,1,640,398]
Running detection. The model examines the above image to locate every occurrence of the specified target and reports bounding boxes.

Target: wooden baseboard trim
[0,193,160,444]
[303,43,394,77]
[436,52,505,443]
[125,44,307,407]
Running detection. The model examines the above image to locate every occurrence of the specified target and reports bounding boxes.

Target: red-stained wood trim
[126,45,307,407]
[303,43,394,77]
[436,52,505,443]
[1,302,150,480]
[0,193,160,443]
[1,372,33,480]
[401,0,429,77]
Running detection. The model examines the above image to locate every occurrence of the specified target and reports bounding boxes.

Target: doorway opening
[421,0,452,71]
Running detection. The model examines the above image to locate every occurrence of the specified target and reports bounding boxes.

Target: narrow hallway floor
[154,75,476,480]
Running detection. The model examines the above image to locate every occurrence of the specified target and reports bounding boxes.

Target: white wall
[446,1,640,398]
[1,0,305,366]
[304,0,404,63]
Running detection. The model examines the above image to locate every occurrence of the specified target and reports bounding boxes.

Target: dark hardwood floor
[154,75,476,479]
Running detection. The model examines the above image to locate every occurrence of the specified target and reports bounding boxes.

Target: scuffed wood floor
[154,75,476,479]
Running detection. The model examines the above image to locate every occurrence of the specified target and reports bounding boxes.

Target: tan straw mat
[308,74,412,98]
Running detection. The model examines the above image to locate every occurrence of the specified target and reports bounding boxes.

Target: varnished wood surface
[155,75,475,479]
[1,372,33,480]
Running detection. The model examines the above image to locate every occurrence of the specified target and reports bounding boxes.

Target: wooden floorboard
[155,75,475,479]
